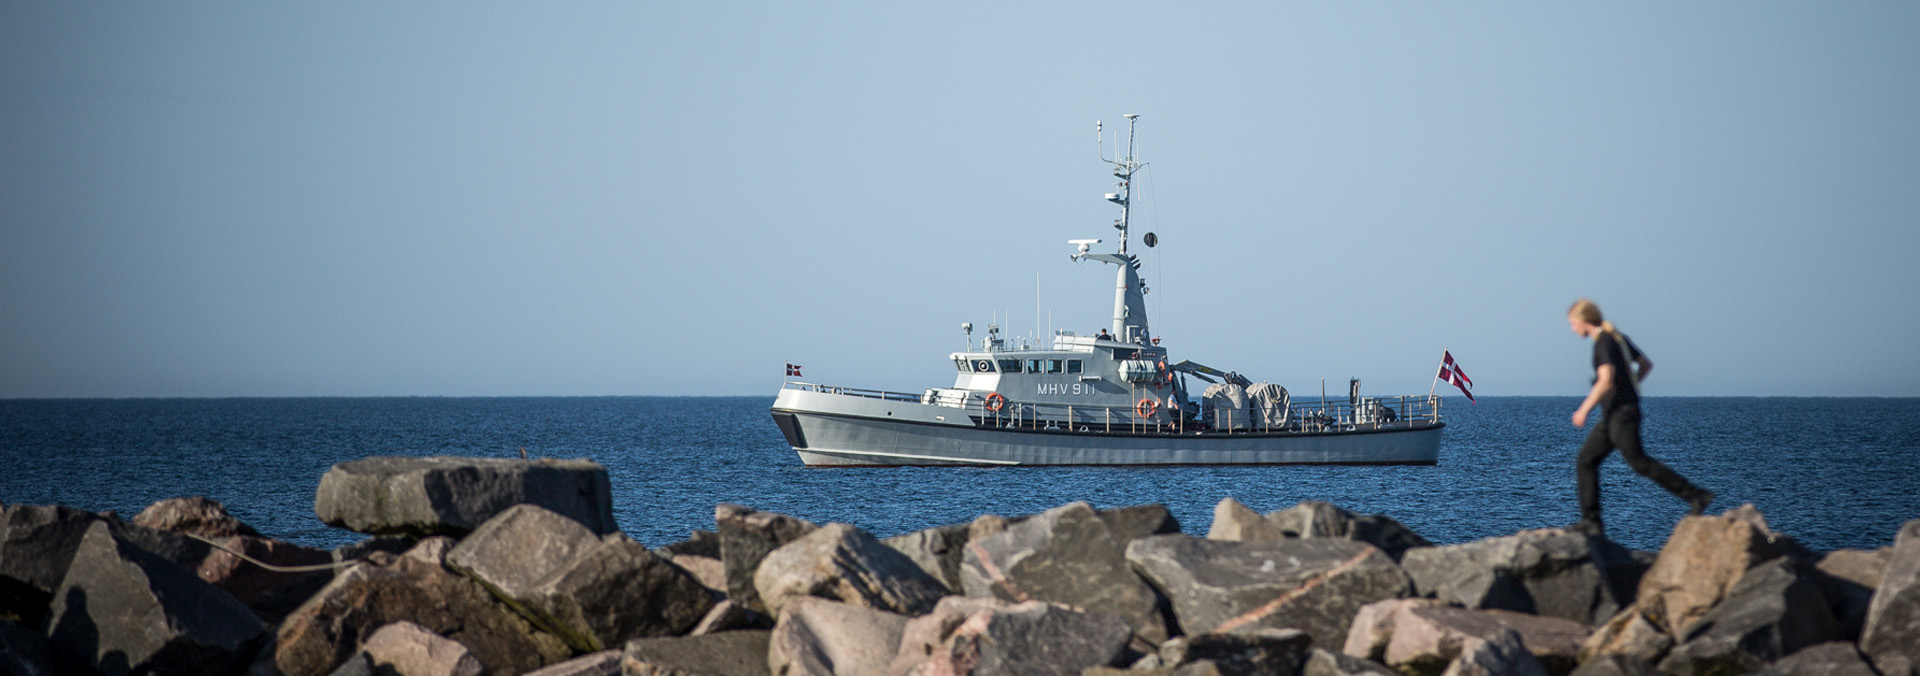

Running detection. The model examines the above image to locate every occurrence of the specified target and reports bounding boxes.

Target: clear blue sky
[4,3,1917,398]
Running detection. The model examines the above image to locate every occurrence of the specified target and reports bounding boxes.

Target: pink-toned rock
[689,598,771,635]
[1377,606,1588,676]
[671,554,727,594]
[193,534,335,623]
[1636,505,1797,638]
[769,597,909,676]
[132,496,262,539]
[1577,600,1673,665]
[522,650,621,676]
[361,621,484,676]
[1439,627,1547,676]
[1343,598,1447,662]
[1207,497,1287,542]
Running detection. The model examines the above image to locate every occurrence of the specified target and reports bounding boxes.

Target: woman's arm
[1573,364,1614,427]
[1635,355,1653,384]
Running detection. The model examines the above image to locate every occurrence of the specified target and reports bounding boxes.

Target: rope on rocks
[181,532,365,573]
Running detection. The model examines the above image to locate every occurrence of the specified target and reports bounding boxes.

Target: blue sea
[3,396,1916,555]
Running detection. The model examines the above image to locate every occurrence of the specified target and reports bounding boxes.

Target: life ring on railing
[984,393,1006,413]
[1136,398,1158,418]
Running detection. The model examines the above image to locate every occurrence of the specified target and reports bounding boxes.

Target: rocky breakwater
[0,455,1916,676]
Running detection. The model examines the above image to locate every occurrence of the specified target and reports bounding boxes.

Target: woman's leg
[1575,419,1616,528]
[1607,405,1713,512]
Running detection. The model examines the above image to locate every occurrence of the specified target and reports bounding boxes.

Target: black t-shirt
[1592,331,1644,411]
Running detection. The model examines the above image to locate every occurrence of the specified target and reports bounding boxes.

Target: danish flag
[785,363,803,377]
[1436,351,1475,403]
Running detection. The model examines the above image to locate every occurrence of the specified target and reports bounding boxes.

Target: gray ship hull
[772,387,1442,467]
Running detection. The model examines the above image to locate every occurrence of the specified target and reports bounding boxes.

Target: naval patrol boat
[770,115,1444,466]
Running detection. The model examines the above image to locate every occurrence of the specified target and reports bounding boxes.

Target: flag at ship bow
[1437,351,1475,403]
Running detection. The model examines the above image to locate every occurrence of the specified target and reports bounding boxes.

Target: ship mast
[1073,115,1151,345]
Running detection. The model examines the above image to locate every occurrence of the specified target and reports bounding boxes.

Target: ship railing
[979,394,1442,435]
[779,382,927,404]
[782,381,1442,435]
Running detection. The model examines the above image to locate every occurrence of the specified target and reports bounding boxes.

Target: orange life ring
[1136,398,1158,417]
[984,392,1006,413]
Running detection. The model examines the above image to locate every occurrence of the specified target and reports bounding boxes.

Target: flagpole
[1429,349,1443,397]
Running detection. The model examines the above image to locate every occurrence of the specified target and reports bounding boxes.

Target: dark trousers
[1577,404,1702,522]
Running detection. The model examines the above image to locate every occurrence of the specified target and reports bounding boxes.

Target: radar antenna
[1071,115,1152,344]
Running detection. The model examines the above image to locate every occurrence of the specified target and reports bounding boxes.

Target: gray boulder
[46,520,266,676]
[1400,528,1644,625]
[895,596,1132,676]
[1637,505,1799,639]
[273,540,571,676]
[0,617,53,676]
[961,501,1169,644]
[622,630,772,676]
[1097,503,1183,548]
[1658,557,1843,676]
[446,504,603,610]
[1862,518,1920,675]
[756,523,948,618]
[443,503,707,651]
[670,554,727,595]
[884,522,972,592]
[360,620,484,676]
[1267,500,1432,562]
[525,533,716,651]
[1752,642,1881,676]
[313,455,617,538]
[0,505,102,626]
[716,503,818,614]
[1126,533,1408,649]
[768,597,909,676]
[1158,629,1313,676]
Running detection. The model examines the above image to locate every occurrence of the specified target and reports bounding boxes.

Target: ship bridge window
[1067,360,1083,374]
[1047,359,1064,374]
[997,359,1023,374]
[1111,348,1138,360]
[971,359,995,373]
[1025,359,1043,373]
